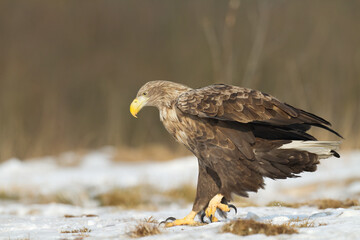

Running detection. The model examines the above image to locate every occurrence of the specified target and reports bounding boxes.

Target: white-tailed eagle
[130,80,341,227]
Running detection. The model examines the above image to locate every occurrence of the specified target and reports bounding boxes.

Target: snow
[0,149,360,239]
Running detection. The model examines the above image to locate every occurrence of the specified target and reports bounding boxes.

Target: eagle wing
[174,84,340,200]
[176,84,339,136]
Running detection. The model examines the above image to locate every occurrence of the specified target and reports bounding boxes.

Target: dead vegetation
[266,198,359,209]
[0,191,20,201]
[232,196,258,207]
[95,184,197,209]
[60,227,91,239]
[163,184,196,203]
[222,219,298,236]
[285,217,327,228]
[0,190,77,205]
[128,217,161,238]
[314,199,359,209]
[95,186,149,209]
[64,214,98,218]
[113,144,189,162]
[1,184,197,209]
[61,227,91,234]
[266,201,302,208]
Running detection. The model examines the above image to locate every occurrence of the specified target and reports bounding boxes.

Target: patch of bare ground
[266,199,359,209]
[222,219,298,236]
[128,217,161,238]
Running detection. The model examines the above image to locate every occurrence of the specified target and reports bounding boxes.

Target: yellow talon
[205,194,230,222]
[163,211,204,227]
[165,218,198,227]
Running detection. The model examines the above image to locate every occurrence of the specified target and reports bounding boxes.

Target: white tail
[278,141,340,159]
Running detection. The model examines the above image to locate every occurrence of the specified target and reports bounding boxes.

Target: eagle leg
[160,211,203,227]
[205,194,230,222]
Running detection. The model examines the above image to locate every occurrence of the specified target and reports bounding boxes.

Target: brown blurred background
[0,0,359,162]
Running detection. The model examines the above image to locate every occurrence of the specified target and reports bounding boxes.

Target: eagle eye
[143,92,147,96]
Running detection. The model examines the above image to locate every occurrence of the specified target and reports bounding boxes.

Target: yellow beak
[130,95,148,118]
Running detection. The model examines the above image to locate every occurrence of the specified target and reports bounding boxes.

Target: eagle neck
[159,102,178,123]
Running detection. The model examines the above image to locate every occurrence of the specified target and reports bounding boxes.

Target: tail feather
[253,139,340,180]
[278,141,341,159]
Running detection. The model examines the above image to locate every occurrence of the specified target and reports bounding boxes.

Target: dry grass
[128,217,161,238]
[286,217,314,228]
[232,196,258,207]
[266,199,360,209]
[113,145,189,162]
[0,184,198,209]
[0,190,89,207]
[314,199,359,209]
[163,184,196,203]
[36,193,77,205]
[60,227,91,239]
[95,187,148,209]
[0,191,20,201]
[61,227,91,234]
[64,214,98,218]
[266,201,302,208]
[284,217,327,228]
[96,184,197,209]
[222,219,298,236]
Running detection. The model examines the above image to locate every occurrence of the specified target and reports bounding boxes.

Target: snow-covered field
[1,148,360,239]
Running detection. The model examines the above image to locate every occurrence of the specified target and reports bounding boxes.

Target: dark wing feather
[176,84,342,138]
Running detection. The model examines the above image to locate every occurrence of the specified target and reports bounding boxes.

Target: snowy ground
[1,148,360,239]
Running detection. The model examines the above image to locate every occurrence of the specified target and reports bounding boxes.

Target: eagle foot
[160,211,204,227]
[204,194,237,222]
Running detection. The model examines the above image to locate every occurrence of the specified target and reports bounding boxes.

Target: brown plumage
[130,80,341,225]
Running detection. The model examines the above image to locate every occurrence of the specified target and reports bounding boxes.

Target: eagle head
[130,80,190,118]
